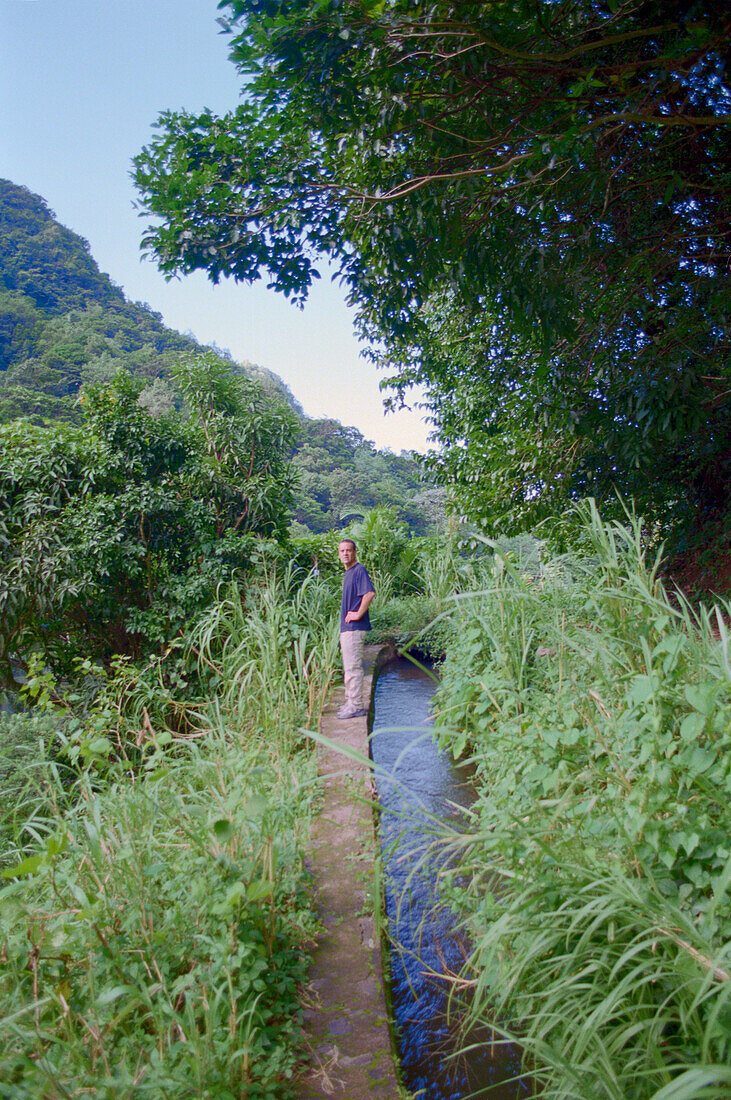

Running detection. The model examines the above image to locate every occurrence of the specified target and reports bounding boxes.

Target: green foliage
[346,506,418,598]
[0,179,196,421]
[287,529,346,587]
[0,179,440,537]
[167,354,298,542]
[0,357,297,684]
[0,719,317,1098]
[0,560,341,1096]
[365,527,473,656]
[291,505,441,601]
[192,565,340,736]
[433,501,731,1094]
[291,419,441,535]
[462,863,731,1100]
[0,179,302,426]
[0,708,71,870]
[0,179,124,316]
[287,511,465,657]
[0,176,444,547]
[134,0,730,542]
[368,594,454,661]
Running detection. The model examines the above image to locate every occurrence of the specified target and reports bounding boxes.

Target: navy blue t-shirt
[340,562,375,632]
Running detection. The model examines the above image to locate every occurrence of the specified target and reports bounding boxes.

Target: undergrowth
[0,569,338,1099]
[434,501,731,1098]
[0,709,71,870]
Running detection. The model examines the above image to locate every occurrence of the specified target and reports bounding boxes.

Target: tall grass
[0,567,340,1098]
[193,564,340,737]
[369,533,472,657]
[0,724,317,1098]
[0,709,74,870]
[433,501,731,1097]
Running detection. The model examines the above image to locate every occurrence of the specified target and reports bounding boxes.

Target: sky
[0,0,432,452]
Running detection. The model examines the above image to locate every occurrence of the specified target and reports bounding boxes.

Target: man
[337,538,375,719]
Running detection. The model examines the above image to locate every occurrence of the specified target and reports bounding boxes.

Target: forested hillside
[0,179,438,533]
[0,179,298,423]
[292,417,444,534]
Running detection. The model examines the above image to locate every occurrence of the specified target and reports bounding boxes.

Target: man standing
[337,538,375,719]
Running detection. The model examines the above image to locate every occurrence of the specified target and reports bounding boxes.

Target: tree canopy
[292,417,442,533]
[134,0,730,539]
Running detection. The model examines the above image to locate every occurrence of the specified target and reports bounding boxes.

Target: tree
[134,0,730,538]
[0,357,298,687]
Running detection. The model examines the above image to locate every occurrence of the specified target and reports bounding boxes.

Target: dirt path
[299,646,403,1099]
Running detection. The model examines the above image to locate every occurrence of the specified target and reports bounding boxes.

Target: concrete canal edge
[298,644,405,1099]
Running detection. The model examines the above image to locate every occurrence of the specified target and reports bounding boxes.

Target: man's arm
[344,589,375,623]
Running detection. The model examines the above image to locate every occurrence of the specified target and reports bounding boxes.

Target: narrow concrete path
[299,647,403,1099]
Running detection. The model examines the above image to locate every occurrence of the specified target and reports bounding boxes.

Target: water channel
[371,657,526,1099]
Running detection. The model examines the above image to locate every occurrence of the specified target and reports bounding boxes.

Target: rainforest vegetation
[1,0,730,1096]
[0,179,438,537]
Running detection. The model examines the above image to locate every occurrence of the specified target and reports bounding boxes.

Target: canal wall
[299,645,403,1099]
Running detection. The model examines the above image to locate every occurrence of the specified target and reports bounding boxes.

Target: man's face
[338,541,356,569]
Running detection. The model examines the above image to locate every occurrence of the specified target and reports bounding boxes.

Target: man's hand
[345,590,375,623]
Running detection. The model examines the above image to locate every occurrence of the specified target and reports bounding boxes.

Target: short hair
[339,538,357,551]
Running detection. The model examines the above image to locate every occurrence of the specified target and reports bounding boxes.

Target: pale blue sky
[0,0,431,451]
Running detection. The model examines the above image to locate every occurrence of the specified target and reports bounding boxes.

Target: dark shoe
[337,706,367,719]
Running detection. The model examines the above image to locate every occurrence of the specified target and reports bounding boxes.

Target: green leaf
[684,682,717,717]
[679,712,705,741]
[242,795,269,821]
[96,985,135,1007]
[46,832,68,858]
[213,818,235,843]
[628,675,657,707]
[246,878,274,902]
[2,854,45,879]
[224,881,246,906]
[88,736,112,755]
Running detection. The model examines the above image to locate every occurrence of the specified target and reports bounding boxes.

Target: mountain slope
[0,179,440,533]
[0,179,298,421]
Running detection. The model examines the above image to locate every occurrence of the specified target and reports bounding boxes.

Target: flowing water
[371,657,526,1099]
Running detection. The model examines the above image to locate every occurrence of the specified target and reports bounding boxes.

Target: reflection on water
[371,658,525,1100]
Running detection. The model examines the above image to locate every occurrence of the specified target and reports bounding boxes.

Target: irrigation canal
[371,657,526,1099]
